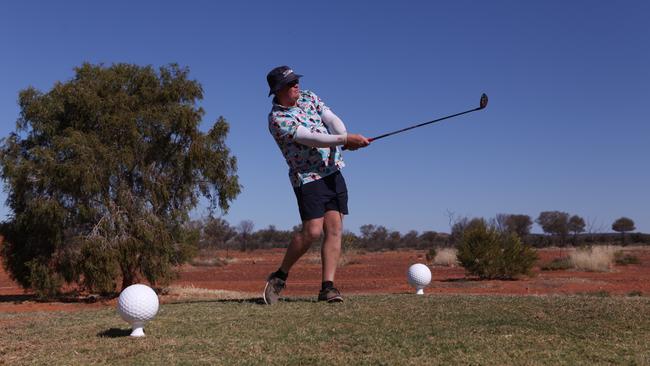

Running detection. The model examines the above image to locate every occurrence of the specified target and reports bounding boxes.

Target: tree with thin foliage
[585,217,605,244]
[536,211,570,245]
[401,230,418,248]
[449,217,470,245]
[359,224,390,250]
[417,231,439,248]
[202,217,237,256]
[252,225,292,250]
[568,215,586,245]
[359,224,376,240]
[612,217,636,244]
[0,63,240,297]
[237,220,254,252]
[505,214,533,238]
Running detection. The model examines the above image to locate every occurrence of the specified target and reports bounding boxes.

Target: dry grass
[433,248,459,267]
[302,253,322,265]
[570,245,617,272]
[303,250,362,267]
[338,249,362,266]
[190,253,239,267]
[162,285,254,300]
[189,257,228,267]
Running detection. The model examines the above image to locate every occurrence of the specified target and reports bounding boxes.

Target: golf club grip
[341,137,374,151]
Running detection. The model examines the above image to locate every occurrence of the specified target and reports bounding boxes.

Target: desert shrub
[425,248,437,264]
[527,234,553,248]
[338,231,362,266]
[26,260,63,299]
[569,245,615,272]
[628,233,650,244]
[614,252,640,265]
[540,257,572,271]
[456,219,538,279]
[433,248,459,267]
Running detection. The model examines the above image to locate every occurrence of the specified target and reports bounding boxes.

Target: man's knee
[325,225,342,239]
[302,225,323,243]
[324,212,343,238]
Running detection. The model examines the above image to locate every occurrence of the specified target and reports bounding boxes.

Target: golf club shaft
[369,107,482,142]
[342,93,487,150]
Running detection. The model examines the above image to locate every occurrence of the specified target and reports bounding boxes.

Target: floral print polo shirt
[268,90,345,187]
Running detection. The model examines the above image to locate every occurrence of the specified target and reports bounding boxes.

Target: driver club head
[479,93,488,109]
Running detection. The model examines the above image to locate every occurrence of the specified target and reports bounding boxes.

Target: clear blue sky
[1,1,648,234]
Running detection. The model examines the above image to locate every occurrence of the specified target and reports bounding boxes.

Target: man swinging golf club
[263,66,370,304]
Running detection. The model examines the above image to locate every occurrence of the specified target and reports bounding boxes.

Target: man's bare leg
[322,210,343,282]
[264,217,324,305]
[279,217,324,273]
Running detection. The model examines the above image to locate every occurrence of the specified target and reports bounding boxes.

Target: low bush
[540,257,572,271]
[614,252,640,265]
[456,219,538,279]
[425,248,437,264]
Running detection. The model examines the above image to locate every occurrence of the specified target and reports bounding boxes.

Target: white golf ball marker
[117,284,159,337]
[407,263,432,295]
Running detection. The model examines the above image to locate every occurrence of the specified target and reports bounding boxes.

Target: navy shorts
[293,171,349,221]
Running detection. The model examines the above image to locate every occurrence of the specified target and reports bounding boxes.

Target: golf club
[344,93,488,150]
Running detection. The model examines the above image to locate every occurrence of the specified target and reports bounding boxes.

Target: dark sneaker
[318,286,343,303]
[263,274,286,305]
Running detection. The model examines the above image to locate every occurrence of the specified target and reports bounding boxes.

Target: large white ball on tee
[117,284,159,337]
[407,263,432,295]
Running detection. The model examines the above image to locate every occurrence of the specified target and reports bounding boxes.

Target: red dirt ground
[1,247,649,313]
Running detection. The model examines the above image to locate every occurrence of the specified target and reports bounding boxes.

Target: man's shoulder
[299,90,319,101]
[299,90,325,110]
[268,107,297,130]
[269,104,292,119]
[269,109,290,125]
